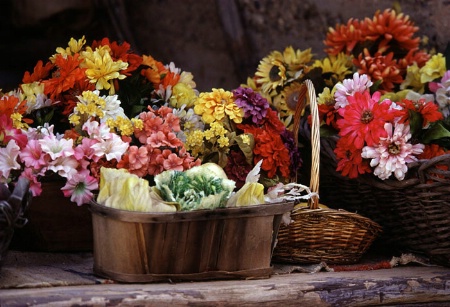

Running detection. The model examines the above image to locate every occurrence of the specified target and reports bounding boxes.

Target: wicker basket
[300,118,450,266]
[272,80,382,265]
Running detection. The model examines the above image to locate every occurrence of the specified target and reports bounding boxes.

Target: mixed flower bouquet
[246,8,450,182]
[0,35,303,208]
[0,36,200,206]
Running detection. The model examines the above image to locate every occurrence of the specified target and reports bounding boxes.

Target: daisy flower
[362,122,424,180]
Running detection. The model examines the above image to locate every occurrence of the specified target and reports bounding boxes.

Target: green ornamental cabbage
[154,163,236,211]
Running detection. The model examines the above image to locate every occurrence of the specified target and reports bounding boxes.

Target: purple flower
[233,87,269,124]
[281,129,302,178]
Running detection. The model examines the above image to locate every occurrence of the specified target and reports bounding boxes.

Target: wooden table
[1,251,450,306]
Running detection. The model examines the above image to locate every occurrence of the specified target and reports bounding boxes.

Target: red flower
[334,136,372,178]
[224,150,253,189]
[253,129,291,179]
[337,91,396,149]
[399,98,443,127]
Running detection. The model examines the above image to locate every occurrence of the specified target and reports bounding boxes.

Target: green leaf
[422,122,450,143]
[234,133,255,165]
[320,125,338,137]
[408,110,424,137]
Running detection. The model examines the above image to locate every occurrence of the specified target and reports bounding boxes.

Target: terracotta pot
[10,180,93,252]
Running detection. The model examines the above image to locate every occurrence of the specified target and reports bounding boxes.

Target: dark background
[1,0,448,92]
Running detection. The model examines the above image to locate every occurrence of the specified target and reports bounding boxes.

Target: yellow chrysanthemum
[420,53,446,83]
[80,46,128,94]
[21,82,45,108]
[313,53,353,86]
[169,83,197,108]
[11,113,26,129]
[255,51,287,94]
[283,46,314,76]
[381,89,411,103]
[194,88,243,124]
[70,90,107,125]
[50,36,86,62]
[400,63,424,93]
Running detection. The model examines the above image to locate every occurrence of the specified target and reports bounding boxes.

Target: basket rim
[90,200,294,223]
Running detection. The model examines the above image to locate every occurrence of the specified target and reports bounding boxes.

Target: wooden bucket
[90,201,294,283]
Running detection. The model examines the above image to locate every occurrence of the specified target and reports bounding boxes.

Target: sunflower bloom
[255,51,287,94]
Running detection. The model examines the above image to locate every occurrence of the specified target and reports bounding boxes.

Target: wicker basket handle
[292,79,320,209]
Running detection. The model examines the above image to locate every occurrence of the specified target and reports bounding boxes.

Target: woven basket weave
[300,120,450,266]
[272,80,382,265]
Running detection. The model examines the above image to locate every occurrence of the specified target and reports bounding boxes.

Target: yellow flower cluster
[106,117,143,137]
[69,90,106,125]
[185,121,230,157]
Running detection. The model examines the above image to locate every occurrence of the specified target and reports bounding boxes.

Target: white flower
[101,93,128,122]
[39,134,74,160]
[334,73,373,108]
[361,122,424,180]
[91,133,129,161]
[435,78,450,117]
[0,140,21,181]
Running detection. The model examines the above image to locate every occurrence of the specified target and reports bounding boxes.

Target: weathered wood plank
[1,266,450,306]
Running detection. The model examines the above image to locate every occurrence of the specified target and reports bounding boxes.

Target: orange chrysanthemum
[22,60,54,83]
[0,95,28,117]
[364,9,420,54]
[324,18,366,56]
[43,53,87,100]
[354,49,403,93]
